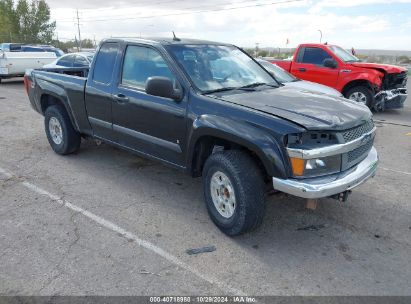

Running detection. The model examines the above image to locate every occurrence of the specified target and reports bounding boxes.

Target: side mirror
[323,58,337,69]
[145,77,182,101]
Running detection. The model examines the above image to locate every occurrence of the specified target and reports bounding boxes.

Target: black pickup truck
[25,38,379,236]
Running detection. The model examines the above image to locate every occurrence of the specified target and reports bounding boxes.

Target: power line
[57,0,275,22]
[56,0,192,21]
[56,0,303,23]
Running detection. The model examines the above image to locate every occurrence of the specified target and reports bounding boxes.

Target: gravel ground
[0,79,410,296]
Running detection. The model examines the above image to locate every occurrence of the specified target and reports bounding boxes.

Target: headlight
[289,154,341,178]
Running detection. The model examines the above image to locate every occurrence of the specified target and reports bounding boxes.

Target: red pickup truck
[270,44,408,110]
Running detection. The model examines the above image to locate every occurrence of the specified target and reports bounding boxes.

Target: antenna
[172,31,181,42]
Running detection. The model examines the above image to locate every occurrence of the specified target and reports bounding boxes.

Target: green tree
[56,39,96,52]
[15,0,55,43]
[0,0,55,44]
[0,0,15,41]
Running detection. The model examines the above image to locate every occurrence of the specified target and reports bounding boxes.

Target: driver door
[111,44,187,166]
[291,47,339,88]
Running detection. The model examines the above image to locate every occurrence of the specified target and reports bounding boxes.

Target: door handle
[298,68,306,72]
[114,94,129,103]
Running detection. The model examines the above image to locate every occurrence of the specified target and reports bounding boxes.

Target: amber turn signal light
[290,157,305,176]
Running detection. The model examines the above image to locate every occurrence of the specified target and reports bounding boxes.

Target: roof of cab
[103,37,233,46]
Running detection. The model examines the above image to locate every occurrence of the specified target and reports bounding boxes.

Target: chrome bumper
[272,147,378,199]
[375,88,407,110]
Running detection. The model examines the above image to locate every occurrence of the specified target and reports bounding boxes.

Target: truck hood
[284,80,342,97]
[213,86,372,131]
[350,62,407,74]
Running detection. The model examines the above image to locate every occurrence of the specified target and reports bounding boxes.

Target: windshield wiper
[202,82,278,95]
[240,82,277,89]
[202,87,241,94]
[203,86,258,94]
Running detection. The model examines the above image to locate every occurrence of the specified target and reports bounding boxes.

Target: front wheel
[202,150,266,236]
[345,86,373,107]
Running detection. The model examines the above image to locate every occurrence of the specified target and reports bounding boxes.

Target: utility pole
[318,29,323,43]
[75,35,78,52]
[76,9,82,51]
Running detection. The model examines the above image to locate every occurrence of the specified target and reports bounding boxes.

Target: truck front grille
[339,120,375,171]
[342,120,374,143]
[348,139,374,163]
[341,138,374,171]
[384,72,408,89]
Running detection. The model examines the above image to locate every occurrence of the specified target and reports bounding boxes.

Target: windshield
[257,60,297,83]
[328,45,360,62]
[166,44,278,92]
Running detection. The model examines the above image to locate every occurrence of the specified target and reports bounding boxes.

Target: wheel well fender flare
[38,83,80,132]
[186,115,288,178]
[341,76,380,97]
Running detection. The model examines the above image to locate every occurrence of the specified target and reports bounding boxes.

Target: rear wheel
[44,105,81,155]
[346,86,373,107]
[202,150,266,236]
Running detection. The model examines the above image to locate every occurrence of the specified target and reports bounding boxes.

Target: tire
[345,86,374,107]
[44,105,81,155]
[202,150,266,236]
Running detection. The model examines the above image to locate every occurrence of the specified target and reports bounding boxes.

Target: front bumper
[375,88,407,110]
[272,147,378,199]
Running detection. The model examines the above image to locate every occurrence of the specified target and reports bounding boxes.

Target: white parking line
[380,167,411,176]
[0,167,13,179]
[0,166,246,296]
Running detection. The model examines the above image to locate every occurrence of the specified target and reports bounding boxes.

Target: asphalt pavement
[0,79,410,296]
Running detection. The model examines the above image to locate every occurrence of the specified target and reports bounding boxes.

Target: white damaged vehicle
[0,50,56,83]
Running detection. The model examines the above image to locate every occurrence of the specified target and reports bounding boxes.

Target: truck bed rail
[35,67,89,78]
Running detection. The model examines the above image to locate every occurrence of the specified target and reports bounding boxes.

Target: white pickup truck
[0,51,56,83]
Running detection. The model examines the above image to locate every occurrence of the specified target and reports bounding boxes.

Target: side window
[93,43,119,84]
[22,47,44,52]
[121,45,174,90]
[74,55,89,67]
[301,47,332,66]
[57,55,75,67]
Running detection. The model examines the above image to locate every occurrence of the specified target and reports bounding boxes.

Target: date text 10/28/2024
[149,296,257,303]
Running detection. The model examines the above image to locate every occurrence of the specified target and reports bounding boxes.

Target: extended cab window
[93,43,119,84]
[300,47,332,66]
[121,45,174,90]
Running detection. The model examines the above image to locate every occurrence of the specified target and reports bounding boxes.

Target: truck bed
[29,68,91,134]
